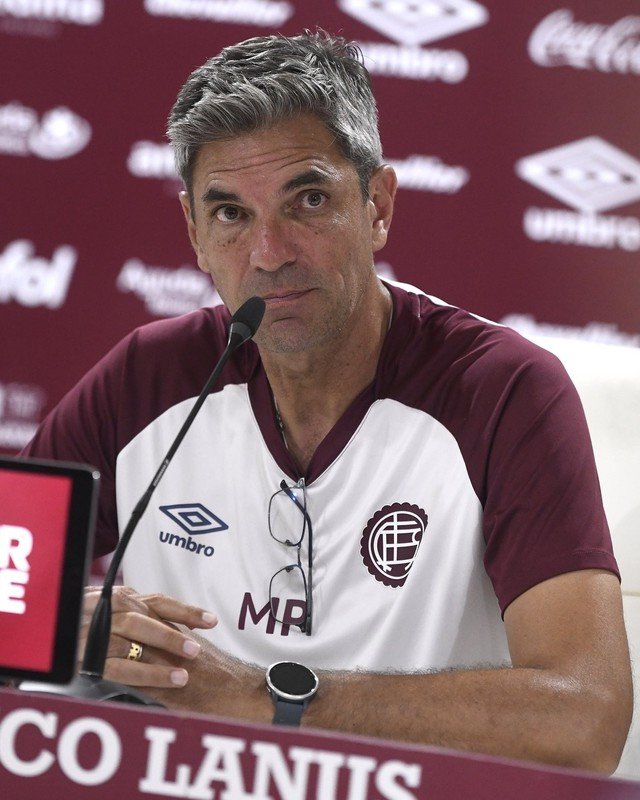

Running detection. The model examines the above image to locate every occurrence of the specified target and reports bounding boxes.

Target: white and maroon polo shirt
[24,282,617,672]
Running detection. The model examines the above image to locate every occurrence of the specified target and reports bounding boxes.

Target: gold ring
[127,641,144,661]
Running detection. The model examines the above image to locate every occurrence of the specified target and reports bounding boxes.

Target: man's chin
[254,321,342,355]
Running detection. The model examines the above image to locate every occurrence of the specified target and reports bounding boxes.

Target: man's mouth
[261,289,313,305]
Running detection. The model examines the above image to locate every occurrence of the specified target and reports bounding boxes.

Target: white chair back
[530,335,640,779]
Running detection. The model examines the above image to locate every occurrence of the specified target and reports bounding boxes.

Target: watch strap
[272,696,306,726]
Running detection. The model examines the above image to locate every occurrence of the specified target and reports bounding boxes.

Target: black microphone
[25,296,265,705]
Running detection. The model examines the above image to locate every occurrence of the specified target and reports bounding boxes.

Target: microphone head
[227,296,266,348]
[231,296,266,336]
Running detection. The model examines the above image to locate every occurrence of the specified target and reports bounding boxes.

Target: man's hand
[79,586,272,722]
[80,586,217,689]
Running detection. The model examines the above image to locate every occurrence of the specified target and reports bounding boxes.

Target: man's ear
[368,165,397,254]
[179,190,208,273]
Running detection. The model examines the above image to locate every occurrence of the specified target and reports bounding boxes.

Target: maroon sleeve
[379,288,618,615]
[480,344,619,613]
[21,334,133,558]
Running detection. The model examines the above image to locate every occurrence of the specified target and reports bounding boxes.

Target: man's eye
[214,205,241,222]
[301,191,326,209]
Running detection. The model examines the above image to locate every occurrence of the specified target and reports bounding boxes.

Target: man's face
[180,114,395,354]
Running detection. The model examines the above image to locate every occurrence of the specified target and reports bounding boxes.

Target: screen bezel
[0,455,99,684]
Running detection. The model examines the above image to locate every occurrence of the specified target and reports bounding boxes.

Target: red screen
[0,471,71,671]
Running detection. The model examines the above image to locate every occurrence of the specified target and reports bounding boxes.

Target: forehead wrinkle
[199,157,343,208]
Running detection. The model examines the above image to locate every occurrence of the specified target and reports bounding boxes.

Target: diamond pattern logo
[515,137,640,214]
[159,503,229,535]
[338,0,489,47]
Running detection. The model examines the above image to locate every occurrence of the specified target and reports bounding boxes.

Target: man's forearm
[160,656,627,774]
[302,665,628,773]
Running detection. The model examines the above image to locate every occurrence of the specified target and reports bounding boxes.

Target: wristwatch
[266,661,319,726]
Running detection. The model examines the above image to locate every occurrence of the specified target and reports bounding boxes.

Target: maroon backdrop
[1,0,639,453]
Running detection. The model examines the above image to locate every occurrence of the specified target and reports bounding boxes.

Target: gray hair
[167,31,382,201]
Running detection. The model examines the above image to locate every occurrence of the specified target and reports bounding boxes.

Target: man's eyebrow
[280,168,333,195]
[201,187,241,206]
[200,168,333,206]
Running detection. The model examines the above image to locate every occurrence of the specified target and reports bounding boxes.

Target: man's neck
[260,284,392,473]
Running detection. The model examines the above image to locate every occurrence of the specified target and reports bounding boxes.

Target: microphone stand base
[20,673,165,707]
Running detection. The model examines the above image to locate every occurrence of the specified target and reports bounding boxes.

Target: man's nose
[248,217,296,272]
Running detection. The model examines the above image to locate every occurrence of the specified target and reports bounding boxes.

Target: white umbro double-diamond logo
[338,0,489,47]
[516,137,640,214]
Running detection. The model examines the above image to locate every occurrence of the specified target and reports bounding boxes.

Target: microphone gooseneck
[47,296,265,705]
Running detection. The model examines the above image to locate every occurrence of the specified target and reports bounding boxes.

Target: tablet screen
[0,456,99,684]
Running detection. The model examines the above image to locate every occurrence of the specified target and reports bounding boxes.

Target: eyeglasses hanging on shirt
[268,478,313,635]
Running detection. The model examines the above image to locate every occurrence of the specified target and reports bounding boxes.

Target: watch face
[268,661,318,698]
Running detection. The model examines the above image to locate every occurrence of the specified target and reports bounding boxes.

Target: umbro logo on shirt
[158,502,229,558]
[360,503,428,587]
[160,503,229,534]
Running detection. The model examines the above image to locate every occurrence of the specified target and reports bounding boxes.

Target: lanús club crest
[360,503,429,588]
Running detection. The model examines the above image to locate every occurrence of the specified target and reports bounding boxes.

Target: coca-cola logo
[529,9,640,75]
[360,503,428,588]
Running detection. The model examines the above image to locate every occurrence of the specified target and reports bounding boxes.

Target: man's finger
[142,593,217,629]
[110,611,202,659]
[104,658,190,689]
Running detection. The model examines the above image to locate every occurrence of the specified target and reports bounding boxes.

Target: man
[24,32,631,771]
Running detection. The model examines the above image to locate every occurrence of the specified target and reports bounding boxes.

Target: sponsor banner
[501,313,640,349]
[529,9,640,75]
[127,141,178,181]
[0,0,103,26]
[387,154,469,193]
[0,102,91,159]
[0,382,47,450]
[143,0,293,27]
[116,258,220,317]
[339,0,488,82]
[0,240,76,309]
[516,137,640,251]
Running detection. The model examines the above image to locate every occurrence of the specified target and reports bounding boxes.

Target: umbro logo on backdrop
[516,137,640,252]
[360,503,428,588]
[338,0,489,82]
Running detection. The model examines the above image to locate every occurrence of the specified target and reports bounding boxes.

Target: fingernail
[202,612,217,626]
[183,639,200,657]
[171,669,188,687]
